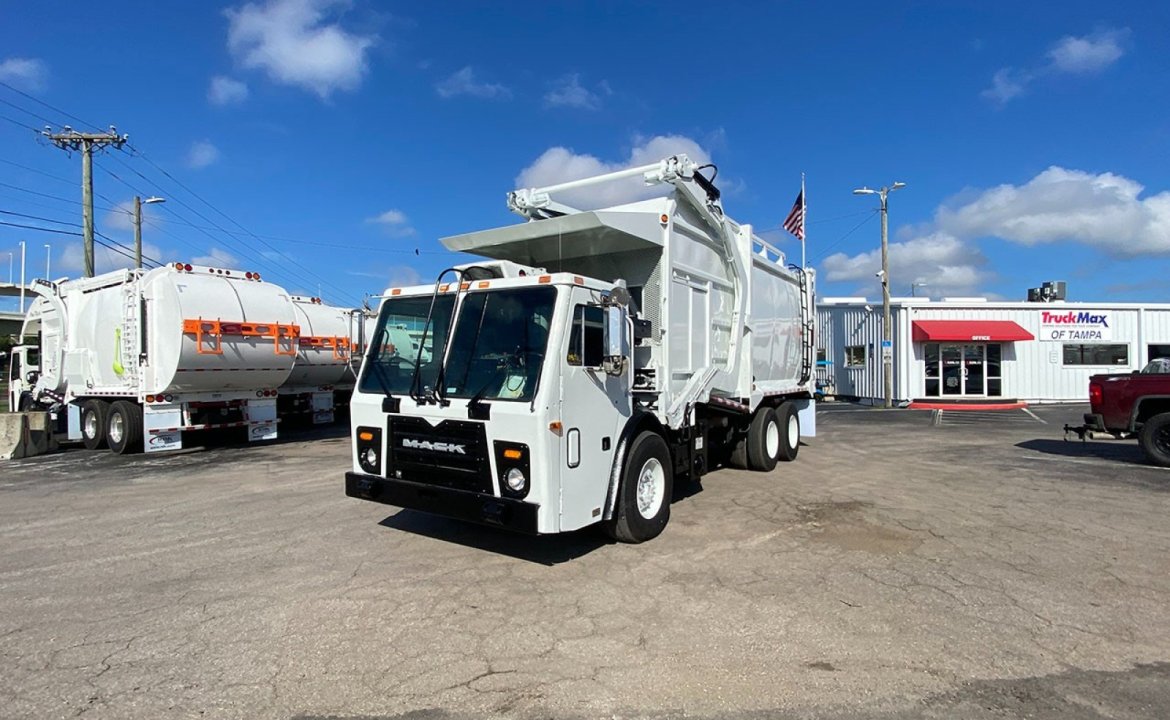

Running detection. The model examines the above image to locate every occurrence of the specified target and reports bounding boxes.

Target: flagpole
[800,172,807,269]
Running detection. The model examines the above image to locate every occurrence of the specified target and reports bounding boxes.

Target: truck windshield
[359,295,455,397]
[441,286,556,402]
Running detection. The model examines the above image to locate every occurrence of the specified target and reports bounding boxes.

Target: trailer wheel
[1138,412,1170,467]
[603,431,673,543]
[775,401,800,462]
[81,399,110,451]
[107,401,144,455]
[747,406,780,472]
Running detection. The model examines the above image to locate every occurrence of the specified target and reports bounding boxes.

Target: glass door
[941,344,963,395]
[930,343,988,397]
[963,344,986,396]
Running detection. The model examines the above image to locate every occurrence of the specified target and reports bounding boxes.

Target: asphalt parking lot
[1,403,1169,719]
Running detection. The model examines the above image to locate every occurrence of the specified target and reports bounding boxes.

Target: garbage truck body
[346,155,816,541]
[8,263,299,453]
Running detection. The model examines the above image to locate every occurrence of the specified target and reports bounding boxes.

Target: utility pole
[19,241,26,313]
[132,195,165,269]
[43,126,128,278]
[853,181,907,409]
[44,244,51,280]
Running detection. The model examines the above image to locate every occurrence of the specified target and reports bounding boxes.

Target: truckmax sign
[1039,310,1112,342]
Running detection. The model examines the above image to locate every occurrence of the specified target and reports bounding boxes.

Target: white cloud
[191,247,240,268]
[514,134,712,210]
[366,208,415,237]
[0,57,48,91]
[935,166,1170,256]
[435,66,511,100]
[225,0,376,99]
[208,75,249,105]
[1047,29,1127,74]
[387,265,422,287]
[187,140,221,169]
[544,74,605,110]
[58,241,164,277]
[981,28,1127,105]
[981,68,1031,106]
[822,232,990,298]
[821,165,1170,297]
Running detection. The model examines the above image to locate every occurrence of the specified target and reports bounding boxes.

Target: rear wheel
[775,401,800,462]
[81,399,110,451]
[1138,412,1170,467]
[604,431,673,543]
[747,407,780,472]
[107,400,144,455]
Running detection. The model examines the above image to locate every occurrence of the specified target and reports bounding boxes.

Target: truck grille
[387,417,493,494]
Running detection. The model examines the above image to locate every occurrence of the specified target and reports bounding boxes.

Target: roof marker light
[477,280,490,289]
[538,275,551,284]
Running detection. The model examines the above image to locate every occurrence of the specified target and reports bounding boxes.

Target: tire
[603,431,673,543]
[775,401,800,462]
[747,406,780,472]
[107,400,144,455]
[1138,412,1170,467]
[81,399,110,451]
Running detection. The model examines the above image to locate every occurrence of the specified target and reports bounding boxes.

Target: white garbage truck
[345,155,816,542]
[7,263,299,453]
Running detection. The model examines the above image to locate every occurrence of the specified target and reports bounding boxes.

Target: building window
[845,345,866,367]
[1062,344,1128,366]
[816,348,827,362]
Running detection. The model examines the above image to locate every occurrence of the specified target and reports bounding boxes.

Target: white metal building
[817,298,1170,404]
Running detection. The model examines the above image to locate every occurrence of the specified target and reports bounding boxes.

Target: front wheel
[1138,412,1170,467]
[603,431,673,543]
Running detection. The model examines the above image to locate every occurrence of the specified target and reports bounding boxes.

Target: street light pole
[853,181,906,409]
[132,196,166,269]
[44,244,51,280]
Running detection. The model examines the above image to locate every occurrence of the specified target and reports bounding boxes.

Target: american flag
[783,190,805,240]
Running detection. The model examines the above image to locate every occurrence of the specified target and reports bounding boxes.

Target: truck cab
[6,345,38,412]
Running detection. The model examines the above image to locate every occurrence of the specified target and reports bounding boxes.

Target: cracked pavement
[0,405,1168,718]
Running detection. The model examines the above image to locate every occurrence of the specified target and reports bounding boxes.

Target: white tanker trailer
[278,295,358,425]
[8,263,300,454]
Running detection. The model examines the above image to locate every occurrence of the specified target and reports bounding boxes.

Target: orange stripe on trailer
[182,318,301,356]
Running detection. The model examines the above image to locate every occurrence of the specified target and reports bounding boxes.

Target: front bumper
[345,472,539,534]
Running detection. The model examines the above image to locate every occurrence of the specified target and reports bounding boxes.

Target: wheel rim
[635,457,666,519]
[765,418,780,459]
[1155,425,1170,457]
[787,414,799,450]
[84,411,98,440]
[108,413,124,445]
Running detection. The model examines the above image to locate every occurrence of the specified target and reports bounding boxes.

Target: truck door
[557,300,630,531]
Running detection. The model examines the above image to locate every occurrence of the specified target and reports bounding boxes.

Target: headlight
[363,448,378,468]
[504,467,527,492]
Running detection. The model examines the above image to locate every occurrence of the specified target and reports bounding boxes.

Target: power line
[810,210,879,263]
[0,79,100,132]
[0,219,82,237]
[118,145,362,304]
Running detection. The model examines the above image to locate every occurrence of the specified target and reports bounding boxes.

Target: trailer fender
[603,411,666,522]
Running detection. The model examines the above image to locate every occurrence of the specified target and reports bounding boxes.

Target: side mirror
[602,305,629,376]
[26,371,38,384]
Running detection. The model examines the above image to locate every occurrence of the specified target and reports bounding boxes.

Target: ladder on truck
[792,265,815,386]
[116,278,143,388]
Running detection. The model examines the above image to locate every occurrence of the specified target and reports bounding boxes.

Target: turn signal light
[548,421,563,436]
[1089,384,1102,406]
[145,394,155,403]
[503,448,523,460]
[358,431,374,441]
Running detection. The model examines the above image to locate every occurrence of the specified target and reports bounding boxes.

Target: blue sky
[1,1,1168,312]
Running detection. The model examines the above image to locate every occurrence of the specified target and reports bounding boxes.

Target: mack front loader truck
[8,263,300,454]
[345,155,816,542]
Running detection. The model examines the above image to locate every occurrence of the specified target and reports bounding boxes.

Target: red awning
[911,320,1034,342]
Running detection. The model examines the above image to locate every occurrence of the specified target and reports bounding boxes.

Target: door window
[924,343,940,397]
